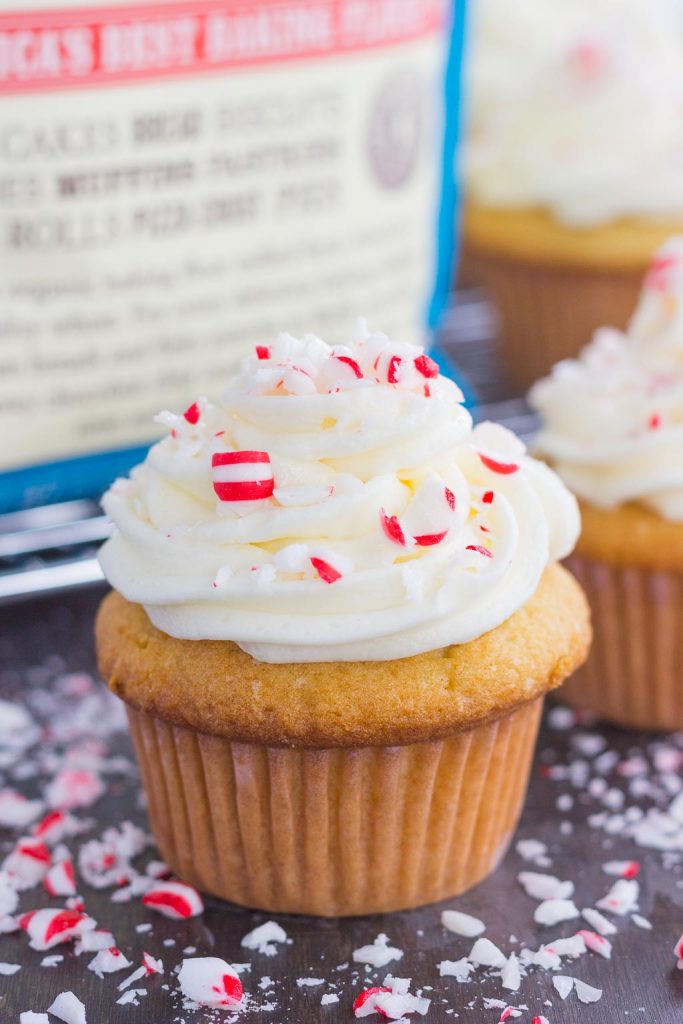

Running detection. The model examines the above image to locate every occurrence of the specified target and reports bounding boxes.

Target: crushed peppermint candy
[241,920,289,956]
[46,991,88,1024]
[353,976,430,1019]
[518,872,574,901]
[439,958,473,982]
[468,938,507,968]
[0,790,44,829]
[353,934,404,968]
[88,947,133,976]
[2,635,682,1020]
[141,880,203,919]
[43,859,77,897]
[533,898,580,926]
[441,909,486,937]
[177,956,244,1008]
[19,908,96,951]
[596,878,639,916]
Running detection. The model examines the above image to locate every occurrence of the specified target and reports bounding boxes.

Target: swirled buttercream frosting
[465,0,683,225]
[99,325,579,662]
[530,238,683,521]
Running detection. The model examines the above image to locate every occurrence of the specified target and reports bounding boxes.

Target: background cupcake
[96,326,589,916]
[529,238,683,730]
[461,0,683,389]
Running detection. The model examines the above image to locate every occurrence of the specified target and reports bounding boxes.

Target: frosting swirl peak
[99,326,579,662]
[530,238,683,521]
[465,0,683,226]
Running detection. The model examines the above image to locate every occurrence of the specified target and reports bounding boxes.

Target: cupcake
[461,0,683,389]
[529,238,683,731]
[96,326,589,916]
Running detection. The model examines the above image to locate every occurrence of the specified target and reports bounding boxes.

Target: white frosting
[464,0,683,225]
[99,325,579,662]
[530,238,683,521]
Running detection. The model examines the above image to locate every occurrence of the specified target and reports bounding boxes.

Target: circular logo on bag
[367,68,424,190]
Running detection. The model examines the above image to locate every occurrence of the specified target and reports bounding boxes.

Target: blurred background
[0,0,681,598]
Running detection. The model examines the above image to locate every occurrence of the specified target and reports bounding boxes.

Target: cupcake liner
[460,243,642,390]
[126,697,543,916]
[561,553,683,731]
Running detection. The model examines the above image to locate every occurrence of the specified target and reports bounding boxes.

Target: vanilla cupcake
[462,0,683,388]
[96,325,588,916]
[530,238,683,730]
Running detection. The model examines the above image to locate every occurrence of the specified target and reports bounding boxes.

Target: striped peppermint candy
[178,957,244,1008]
[19,908,96,951]
[2,837,51,890]
[212,451,274,502]
[43,860,76,898]
[88,947,132,976]
[141,880,204,919]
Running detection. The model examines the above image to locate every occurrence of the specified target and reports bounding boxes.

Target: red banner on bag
[0,0,445,93]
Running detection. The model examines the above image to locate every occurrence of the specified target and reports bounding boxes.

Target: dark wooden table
[0,586,681,1023]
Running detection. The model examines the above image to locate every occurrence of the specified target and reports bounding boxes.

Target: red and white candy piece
[19,908,96,951]
[372,349,405,385]
[45,769,105,811]
[255,344,271,360]
[602,859,640,879]
[353,979,430,1019]
[319,351,364,390]
[380,509,407,547]
[178,957,244,1008]
[310,557,343,584]
[413,354,439,379]
[497,1008,522,1022]
[241,919,288,955]
[76,929,116,953]
[577,929,612,960]
[474,423,524,476]
[47,991,87,1024]
[141,880,204,920]
[333,354,363,378]
[3,837,51,890]
[404,480,457,547]
[43,860,76,898]
[272,363,317,396]
[596,878,639,916]
[478,452,519,475]
[88,947,132,976]
[645,250,681,292]
[33,811,75,846]
[354,986,392,1018]
[145,859,172,880]
[0,790,44,829]
[183,401,201,425]
[466,544,493,559]
[142,951,164,975]
[212,451,274,502]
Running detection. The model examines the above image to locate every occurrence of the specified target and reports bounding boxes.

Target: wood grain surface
[0,587,681,1023]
